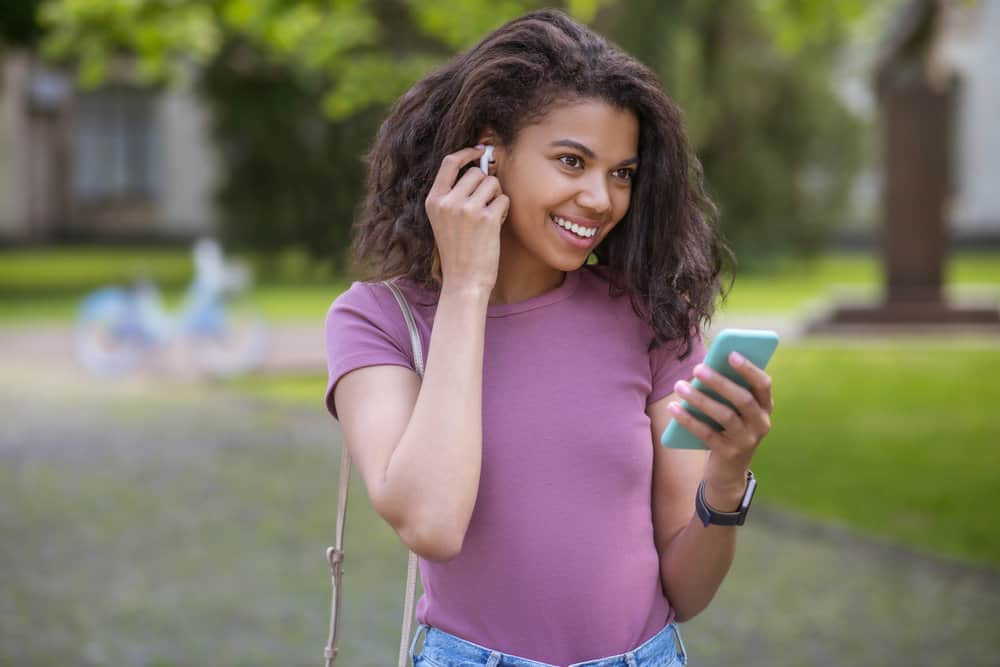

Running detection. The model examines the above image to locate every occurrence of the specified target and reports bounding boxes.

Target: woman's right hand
[425,146,509,292]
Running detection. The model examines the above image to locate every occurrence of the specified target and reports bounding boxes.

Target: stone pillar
[881,79,952,307]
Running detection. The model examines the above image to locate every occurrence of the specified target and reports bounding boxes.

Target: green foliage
[600,0,875,265]
[36,0,880,264]
[36,0,615,260]
[38,0,611,119]
[0,0,44,47]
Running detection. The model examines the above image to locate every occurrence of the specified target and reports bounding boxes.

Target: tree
[600,0,880,265]
[38,0,612,118]
[0,0,43,48]
[36,0,613,269]
[36,0,879,267]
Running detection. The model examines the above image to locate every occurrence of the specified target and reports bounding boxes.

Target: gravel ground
[1,360,998,667]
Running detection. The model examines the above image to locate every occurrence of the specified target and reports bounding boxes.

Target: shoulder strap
[324,279,424,667]
[381,279,424,667]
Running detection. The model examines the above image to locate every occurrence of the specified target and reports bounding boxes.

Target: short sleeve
[647,331,707,405]
[323,281,413,419]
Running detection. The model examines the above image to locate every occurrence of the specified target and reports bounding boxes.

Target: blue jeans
[409,620,688,667]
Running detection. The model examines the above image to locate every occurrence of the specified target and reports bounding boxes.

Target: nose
[575,172,612,217]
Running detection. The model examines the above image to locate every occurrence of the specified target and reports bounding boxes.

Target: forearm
[381,283,489,557]
[659,476,747,622]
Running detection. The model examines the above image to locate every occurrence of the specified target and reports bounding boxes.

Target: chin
[546,253,590,273]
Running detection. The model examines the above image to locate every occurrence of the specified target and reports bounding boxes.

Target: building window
[74,86,159,201]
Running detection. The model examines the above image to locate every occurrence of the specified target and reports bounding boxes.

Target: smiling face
[493,98,640,278]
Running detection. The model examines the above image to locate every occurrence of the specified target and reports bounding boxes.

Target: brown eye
[559,155,582,169]
[613,168,635,182]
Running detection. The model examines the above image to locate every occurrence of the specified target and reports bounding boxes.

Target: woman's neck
[490,254,565,306]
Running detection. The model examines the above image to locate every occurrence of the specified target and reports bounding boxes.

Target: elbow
[413,529,465,562]
[400,519,465,562]
[667,594,711,624]
[374,491,465,562]
[672,608,700,624]
[662,578,711,624]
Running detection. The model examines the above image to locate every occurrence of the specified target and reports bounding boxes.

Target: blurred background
[1,0,998,665]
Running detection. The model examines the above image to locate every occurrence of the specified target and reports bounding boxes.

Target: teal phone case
[660,328,779,450]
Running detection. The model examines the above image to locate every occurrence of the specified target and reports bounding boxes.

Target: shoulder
[326,281,385,328]
[325,278,439,346]
[324,280,402,338]
[327,278,434,320]
[576,265,701,356]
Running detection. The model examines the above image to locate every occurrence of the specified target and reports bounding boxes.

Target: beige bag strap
[324,278,424,667]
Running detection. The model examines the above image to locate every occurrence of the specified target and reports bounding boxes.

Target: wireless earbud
[480,145,494,175]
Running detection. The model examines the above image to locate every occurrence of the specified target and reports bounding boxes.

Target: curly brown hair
[351,9,732,355]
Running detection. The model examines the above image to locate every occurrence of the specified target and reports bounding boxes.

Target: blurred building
[0,52,219,243]
[1,0,998,246]
[934,0,1000,244]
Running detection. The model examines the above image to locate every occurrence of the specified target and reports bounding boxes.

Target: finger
[694,366,771,436]
[449,165,487,199]
[428,147,486,199]
[485,193,510,223]
[728,352,774,412]
[674,379,747,436]
[667,401,726,450]
[692,365,758,414]
[467,175,502,208]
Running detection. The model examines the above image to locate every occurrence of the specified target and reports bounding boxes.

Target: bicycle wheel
[74,288,151,376]
[185,298,270,378]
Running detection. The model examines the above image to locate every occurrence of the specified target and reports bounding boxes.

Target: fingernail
[668,402,683,416]
[730,352,744,366]
[675,381,691,396]
[474,143,485,149]
[694,365,710,380]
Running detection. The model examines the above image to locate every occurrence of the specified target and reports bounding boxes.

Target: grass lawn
[0,384,414,666]
[2,247,998,324]
[226,339,1000,569]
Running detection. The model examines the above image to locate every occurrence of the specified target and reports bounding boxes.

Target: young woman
[324,9,775,667]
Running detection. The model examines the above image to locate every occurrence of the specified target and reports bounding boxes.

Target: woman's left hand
[669,351,774,491]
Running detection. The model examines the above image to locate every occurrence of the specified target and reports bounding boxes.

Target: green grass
[719,250,1000,312]
[0,386,414,666]
[2,247,998,323]
[229,340,1000,568]
[0,246,194,293]
[759,341,1000,566]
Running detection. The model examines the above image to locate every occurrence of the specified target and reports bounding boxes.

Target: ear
[476,126,499,147]
[476,129,504,175]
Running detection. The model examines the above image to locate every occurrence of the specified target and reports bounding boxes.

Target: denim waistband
[409,620,687,667]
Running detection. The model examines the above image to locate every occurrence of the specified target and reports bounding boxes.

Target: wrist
[695,470,757,527]
[440,281,492,306]
[704,459,750,496]
[702,479,745,513]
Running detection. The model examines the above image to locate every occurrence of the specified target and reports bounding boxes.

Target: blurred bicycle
[75,239,270,378]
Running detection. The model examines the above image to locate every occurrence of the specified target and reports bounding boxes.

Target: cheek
[505,177,551,216]
[612,188,633,220]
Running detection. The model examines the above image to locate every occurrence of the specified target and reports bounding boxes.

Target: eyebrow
[549,139,639,167]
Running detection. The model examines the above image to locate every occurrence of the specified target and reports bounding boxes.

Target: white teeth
[552,215,597,239]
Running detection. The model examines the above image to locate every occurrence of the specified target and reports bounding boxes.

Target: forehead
[517,99,639,160]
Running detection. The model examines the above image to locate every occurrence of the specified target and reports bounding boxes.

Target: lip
[551,213,602,229]
[550,213,600,249]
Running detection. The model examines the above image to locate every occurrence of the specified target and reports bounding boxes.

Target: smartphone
[660,328,779,450]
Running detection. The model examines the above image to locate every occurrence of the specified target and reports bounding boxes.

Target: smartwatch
[695,470,756,527]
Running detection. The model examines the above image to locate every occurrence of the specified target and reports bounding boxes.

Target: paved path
[0,314,808,379]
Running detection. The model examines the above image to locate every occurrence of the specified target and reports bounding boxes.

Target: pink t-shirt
[324,266,705,666]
